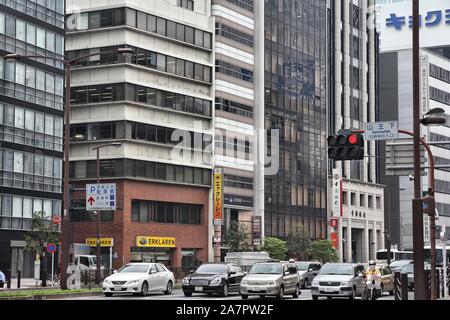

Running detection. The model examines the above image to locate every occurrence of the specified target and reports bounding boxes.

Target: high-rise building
[379,0,450,250]
[263,0,328,241]
[66,0,214,271]
[0,0,65,278]
[212,0,264,255]
[329,0,385,263]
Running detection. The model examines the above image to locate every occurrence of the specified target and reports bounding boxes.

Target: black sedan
[182,263,245,297]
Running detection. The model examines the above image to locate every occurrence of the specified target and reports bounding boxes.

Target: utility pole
[412,0,427,300]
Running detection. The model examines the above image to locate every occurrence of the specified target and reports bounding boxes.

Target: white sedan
[103,263,175,297]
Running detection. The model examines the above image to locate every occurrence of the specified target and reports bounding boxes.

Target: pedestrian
[0,270,6,289]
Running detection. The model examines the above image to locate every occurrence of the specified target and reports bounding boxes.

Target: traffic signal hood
[328,133,365,161]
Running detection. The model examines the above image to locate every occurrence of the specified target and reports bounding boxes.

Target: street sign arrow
[88,196,95,206]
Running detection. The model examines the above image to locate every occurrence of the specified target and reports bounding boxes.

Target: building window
[376,196,381,210]
[178,0,194,10]
[342,191,348,206]
[350,192,356,206]
[368,195,374,209]
[131,200,202,225]
[360,194,366,208]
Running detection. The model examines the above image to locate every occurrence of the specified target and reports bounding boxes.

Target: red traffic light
[348,134,359,145]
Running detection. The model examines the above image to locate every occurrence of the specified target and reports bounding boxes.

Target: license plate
[251,287,263,292]
[114,286,122,291]
[324,287,334,292]
[195,286,203,292]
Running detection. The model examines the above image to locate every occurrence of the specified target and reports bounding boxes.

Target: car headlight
[241,280,248,286]
[340,281,350,287]
[127,280,140,285]
[210,277,222,286]
[311,279,319,286]
[267,280,279,285]
[182,277,190,285]
[104,278,112,285]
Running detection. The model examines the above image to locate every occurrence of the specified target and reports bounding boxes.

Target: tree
[223,221,250,252]
[310,240,339,264]
[287,225,311,261]
[261,237,288,261]
[24,212,59,287]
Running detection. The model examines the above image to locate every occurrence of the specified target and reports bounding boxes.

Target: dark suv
[182,263,245,297]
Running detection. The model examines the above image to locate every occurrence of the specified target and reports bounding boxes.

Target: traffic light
[327,131,364,161]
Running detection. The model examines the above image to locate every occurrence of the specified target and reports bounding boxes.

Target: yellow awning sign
[86,238,114,247]
[136,236,176,248]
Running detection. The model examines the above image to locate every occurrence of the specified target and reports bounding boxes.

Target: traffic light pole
[352,128,436,300]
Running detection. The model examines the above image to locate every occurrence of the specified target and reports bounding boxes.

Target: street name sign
[86,183,117,211]
[364,121,399,141]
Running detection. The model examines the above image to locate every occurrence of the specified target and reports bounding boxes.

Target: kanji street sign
[86,183,117,211]
[364,121,399,141]
[47,243,57,254]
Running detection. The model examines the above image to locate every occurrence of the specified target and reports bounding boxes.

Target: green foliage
[223,221,250,252]
[310,240,339,264]
[286,225,311,261]
[261,237,288,261]
[24,212,59,256]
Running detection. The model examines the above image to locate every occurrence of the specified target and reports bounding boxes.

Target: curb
[0,291,102,300]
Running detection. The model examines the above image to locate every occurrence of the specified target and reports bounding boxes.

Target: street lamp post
[92,143,121,285]
[2,48,133,290]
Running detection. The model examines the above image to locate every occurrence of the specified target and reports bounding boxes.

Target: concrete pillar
[347,219,352,263]
[338,218,343,262]
[364,220,370,263]
[373,223,378,260]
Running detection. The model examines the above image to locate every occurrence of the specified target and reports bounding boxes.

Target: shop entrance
[130,248,173,267]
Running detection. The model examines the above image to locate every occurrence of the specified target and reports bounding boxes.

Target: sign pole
[51,252,54,286]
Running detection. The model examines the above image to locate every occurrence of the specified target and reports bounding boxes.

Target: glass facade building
[264,0,328,239]
[0,0,65,278]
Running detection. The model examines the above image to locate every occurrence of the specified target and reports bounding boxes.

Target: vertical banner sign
[424,214,430,243]
[330,232,338,249]
[213,168,223,226]
[332,169,342,217]
[421,55,430,117]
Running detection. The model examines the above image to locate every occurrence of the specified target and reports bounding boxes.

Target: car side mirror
[189,269,195,274]
[358,272,364,278]
[149,270,157,274]
[229,271,236,275]
[308,268,314,272]
[113,270,117,274]
[243,272,248,276]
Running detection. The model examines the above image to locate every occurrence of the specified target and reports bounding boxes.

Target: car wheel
[104,293,113,297]
[184,291,193,297]
[293,285,300,298]
[140,281,148,296]
[221,284,229,297]
[241,295,248,300]
[164,281,173,295]
[303,279,308,289]
[277,286,284,300]
[349,287,356,300]
[259,295,265,299]
[312,295,319,301]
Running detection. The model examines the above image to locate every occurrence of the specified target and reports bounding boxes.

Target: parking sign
[86,183,117,211]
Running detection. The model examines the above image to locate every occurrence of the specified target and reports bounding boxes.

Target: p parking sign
[86,183,117,211]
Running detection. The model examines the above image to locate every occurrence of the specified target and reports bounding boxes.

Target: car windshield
[196,264,228,274]
[249,263,283,275]
[295,262,309,271]
[319,264,353,275]
[390,260,411,268]
[118,265,149,273]
[401,263,413,273]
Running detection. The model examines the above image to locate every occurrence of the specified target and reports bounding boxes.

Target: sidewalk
[1,278,60,291]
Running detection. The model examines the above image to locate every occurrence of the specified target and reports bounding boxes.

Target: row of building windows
[0,103,63,151]
[215,136,252,160]
[216,60,253,83]
[131,200,201,225]
[225,0,254,12]
[0,11,64,55]
[436,180,450,194]
[430,86,450,106]
[215,98,253,118]
[223,174,253,190]
[70,83,212,118]
[430,64,450,84]
[70,121,212,151]
[215,23,254,47]
[436,203,450,217]
[70,159,211,186]
[67,45,212,84]
[0,148,62,193]
[0,0,65,27]
[70,7,212,50]
[0,60,64,110]
[342,190,382,210]
[0,193,61,230]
